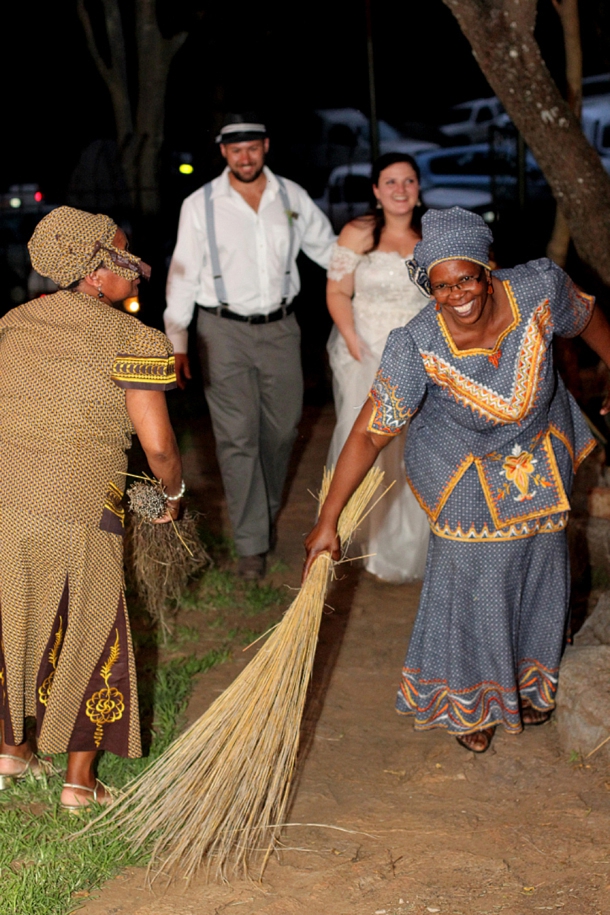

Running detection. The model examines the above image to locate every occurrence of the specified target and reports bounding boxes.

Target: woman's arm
[125,389,183,522]
[303,399,395,579]
[326,222,372,362]
[579,304,610,414]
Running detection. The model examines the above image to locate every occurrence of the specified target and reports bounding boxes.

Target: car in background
[437,97,505,145]
[581,95,610,175]
[417,142,550,204]
[314,159,496,233]
[302,108,438,172]
[583,73,610,99]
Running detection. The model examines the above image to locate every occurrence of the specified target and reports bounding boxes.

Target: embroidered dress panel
[363,257,596,734]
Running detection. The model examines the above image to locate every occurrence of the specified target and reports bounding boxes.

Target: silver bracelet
[166,480,186,501]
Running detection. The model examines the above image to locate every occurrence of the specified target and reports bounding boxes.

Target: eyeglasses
[431,270,484,299]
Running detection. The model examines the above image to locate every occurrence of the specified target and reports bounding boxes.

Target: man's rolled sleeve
[294,187,336,270]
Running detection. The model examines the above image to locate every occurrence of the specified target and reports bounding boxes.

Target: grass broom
[124,477,212,644]
[82,466,387,883]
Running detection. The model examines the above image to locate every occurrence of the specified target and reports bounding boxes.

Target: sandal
[61,779,114,813]
[521,700,552,726]
[455,727,495,754]
[0,753,50,790]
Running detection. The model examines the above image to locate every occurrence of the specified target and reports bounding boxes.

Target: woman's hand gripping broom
[79,466,388,884]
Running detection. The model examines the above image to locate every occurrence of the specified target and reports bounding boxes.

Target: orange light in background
[123,296,140,314]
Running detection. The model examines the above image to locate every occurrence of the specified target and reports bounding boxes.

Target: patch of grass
[243,582,285,617]
[238,628,267,646]
[0,646,229,915]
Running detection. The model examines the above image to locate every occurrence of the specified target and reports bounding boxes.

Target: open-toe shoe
[455,726,495,754]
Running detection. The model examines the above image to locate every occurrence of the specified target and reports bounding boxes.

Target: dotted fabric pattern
[28,206,146,288]
[365,258,596,734]
[396,529,570,733]
[0,290,175,756]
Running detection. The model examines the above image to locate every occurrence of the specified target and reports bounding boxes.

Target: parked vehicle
[437,97,505,144]
[314,159,496,233]
[581,96,610,175]
[288,108,437,193]
[583,73,610,99]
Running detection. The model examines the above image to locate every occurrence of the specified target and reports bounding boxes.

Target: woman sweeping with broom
[305,206,609,753]
[0,207,182,808]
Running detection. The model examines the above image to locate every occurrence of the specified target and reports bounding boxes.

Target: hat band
[219,122,266,138]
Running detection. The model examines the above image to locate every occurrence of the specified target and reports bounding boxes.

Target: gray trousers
[196,309,303,556]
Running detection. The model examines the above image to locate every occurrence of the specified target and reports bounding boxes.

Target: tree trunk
[442,0,610,285]
[546,0,583,267]
[135,0,187,215]
[78,0,186,215]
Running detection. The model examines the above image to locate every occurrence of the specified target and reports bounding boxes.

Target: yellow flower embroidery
[85,630,125,747]
[502,445,536,501]
[38,616,64,706]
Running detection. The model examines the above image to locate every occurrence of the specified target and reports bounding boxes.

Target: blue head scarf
[407,207,493,295]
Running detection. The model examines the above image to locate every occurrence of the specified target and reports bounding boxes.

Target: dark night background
[4,1,609,197]
[2,1,610,402]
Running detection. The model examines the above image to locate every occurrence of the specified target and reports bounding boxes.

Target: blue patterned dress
[368,258,596,735]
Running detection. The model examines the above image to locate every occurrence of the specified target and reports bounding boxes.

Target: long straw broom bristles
[81,466,386,884]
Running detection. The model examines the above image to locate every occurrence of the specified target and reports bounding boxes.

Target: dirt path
[83,405,610,915]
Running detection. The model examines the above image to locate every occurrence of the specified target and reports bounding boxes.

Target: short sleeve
[367,327,427,435]
[327,243,362,281]
[533,258,594,338]
[111,321,177,391]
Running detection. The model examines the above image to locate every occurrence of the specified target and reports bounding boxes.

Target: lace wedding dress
[327,243,430,582]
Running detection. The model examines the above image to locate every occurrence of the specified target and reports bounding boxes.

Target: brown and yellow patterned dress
[0,290,176,757]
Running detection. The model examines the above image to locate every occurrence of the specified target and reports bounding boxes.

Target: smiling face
[429,258,490,325]
[372,162,419,217]
[220,138,269,183]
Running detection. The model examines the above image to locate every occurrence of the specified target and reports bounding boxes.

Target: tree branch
[77,0,133,145]
[76,0,111,81]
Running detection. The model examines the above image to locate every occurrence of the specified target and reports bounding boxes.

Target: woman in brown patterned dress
[0,207,182,809]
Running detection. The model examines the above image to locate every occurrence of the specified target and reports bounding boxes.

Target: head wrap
[408,207,493,295]
[28,206,151,289]
[216,111,267,144]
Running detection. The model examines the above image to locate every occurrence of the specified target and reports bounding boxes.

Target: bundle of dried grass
[124,478,211,644]
[85,467,386,883]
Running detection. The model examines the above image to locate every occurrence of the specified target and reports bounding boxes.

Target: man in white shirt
[164,113,336,579]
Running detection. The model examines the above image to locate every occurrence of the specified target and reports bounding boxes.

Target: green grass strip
[0,647,229,915]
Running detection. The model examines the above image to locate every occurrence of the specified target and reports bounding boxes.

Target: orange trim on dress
[422,299,552,425]
[406,453,474,522]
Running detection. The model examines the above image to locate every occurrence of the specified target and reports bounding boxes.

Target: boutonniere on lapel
[285,209,299,226]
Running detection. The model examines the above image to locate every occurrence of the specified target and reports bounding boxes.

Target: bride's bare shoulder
[337,215,375,255]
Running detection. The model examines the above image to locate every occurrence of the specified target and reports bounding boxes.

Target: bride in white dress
[326,153,430,582]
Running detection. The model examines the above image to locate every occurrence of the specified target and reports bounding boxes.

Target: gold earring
[376,200,382,209]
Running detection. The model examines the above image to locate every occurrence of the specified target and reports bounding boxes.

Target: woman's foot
[61,779,114,811]
[521,699,552,726]
[455,726,495,753]
[0,751,48,787]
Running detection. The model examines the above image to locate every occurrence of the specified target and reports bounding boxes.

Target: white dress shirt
[164,166,336,353]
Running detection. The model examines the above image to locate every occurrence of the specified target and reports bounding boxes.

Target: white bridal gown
[326,243,430,582]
